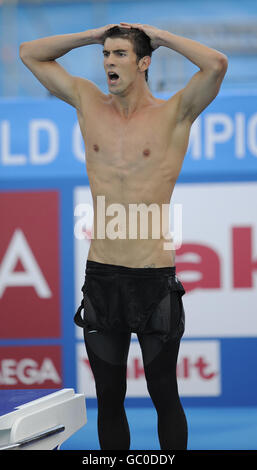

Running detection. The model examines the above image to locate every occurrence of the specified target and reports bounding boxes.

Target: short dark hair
[102,26,153,82]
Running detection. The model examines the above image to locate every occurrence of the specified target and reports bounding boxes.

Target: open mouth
[108,71,120,85]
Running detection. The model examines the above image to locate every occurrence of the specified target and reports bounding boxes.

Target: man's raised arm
[156,29,228,122]
[120,23,228,123]
[19,25,115,108]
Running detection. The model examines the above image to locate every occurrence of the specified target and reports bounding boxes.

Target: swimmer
[20,23,227,450]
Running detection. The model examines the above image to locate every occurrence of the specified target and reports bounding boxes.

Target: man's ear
[138,55,151,73]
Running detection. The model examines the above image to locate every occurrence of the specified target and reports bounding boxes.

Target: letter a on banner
[0,229,52,298]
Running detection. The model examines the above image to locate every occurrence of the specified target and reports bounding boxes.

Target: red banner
[0,191,61,338]
[0,345,62,389]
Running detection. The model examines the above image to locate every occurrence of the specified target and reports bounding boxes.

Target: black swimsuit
[74,260,188,450]
[74,260,185,343]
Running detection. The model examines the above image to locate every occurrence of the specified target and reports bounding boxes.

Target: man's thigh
[137,288,184,368]
[137,332,181,372]
[84,329,131,366]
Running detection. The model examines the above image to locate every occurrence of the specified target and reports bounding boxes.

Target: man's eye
[103,52,125,57]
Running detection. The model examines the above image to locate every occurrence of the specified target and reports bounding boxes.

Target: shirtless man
[20,23,227,450]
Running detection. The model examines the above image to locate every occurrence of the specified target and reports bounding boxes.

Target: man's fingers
[120,22,143,29]
[120,22,132,28]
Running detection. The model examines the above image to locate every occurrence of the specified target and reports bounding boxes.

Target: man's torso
[76,86,191,267]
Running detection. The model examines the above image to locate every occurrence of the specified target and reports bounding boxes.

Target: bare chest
[81,107,170,173]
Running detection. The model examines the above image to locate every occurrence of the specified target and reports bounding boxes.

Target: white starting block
[0,388,87,450]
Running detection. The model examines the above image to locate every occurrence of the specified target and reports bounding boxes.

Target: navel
[143,148,150,157]
[93,144,99,152]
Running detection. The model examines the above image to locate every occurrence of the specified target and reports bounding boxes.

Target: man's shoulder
[75,77,106,101]
[161,89,189,122]
[152,90,183,109]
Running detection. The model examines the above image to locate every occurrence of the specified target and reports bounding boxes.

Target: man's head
[102,26,153,94]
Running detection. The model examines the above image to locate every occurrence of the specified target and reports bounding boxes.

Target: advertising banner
[0,190,61,339]
[1,93,257,181]
[1,95,257,405]
[73,182,257,404]
[0,345,62,389]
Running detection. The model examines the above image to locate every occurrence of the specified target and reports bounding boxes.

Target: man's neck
[109,80,154,119]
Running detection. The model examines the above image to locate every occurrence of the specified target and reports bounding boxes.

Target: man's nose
[106,53,115,66]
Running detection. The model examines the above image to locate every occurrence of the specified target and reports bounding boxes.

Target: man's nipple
[93,144,99,152]
[143,149,150,157]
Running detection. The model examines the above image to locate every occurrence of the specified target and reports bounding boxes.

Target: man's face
[103,37,140,95]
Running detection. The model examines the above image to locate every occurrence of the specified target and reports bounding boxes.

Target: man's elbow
[19,42,29,61]
[212,53,228,76]
[19,42,35,64]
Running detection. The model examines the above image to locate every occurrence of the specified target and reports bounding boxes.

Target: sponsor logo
[177,341,220,396]
[0,191,61,339]
[76,340,220,398]
[74,183,257,339]
[0,346,62,389]
[176,226,257,292]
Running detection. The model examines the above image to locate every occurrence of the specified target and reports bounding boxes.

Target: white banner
[74,182,257,339]
[76,339,220,398]
[172,182,257,337]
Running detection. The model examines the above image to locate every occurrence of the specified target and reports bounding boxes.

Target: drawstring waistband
[86,260,176,278]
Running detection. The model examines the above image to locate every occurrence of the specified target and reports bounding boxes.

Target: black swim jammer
[74,260,185,344]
